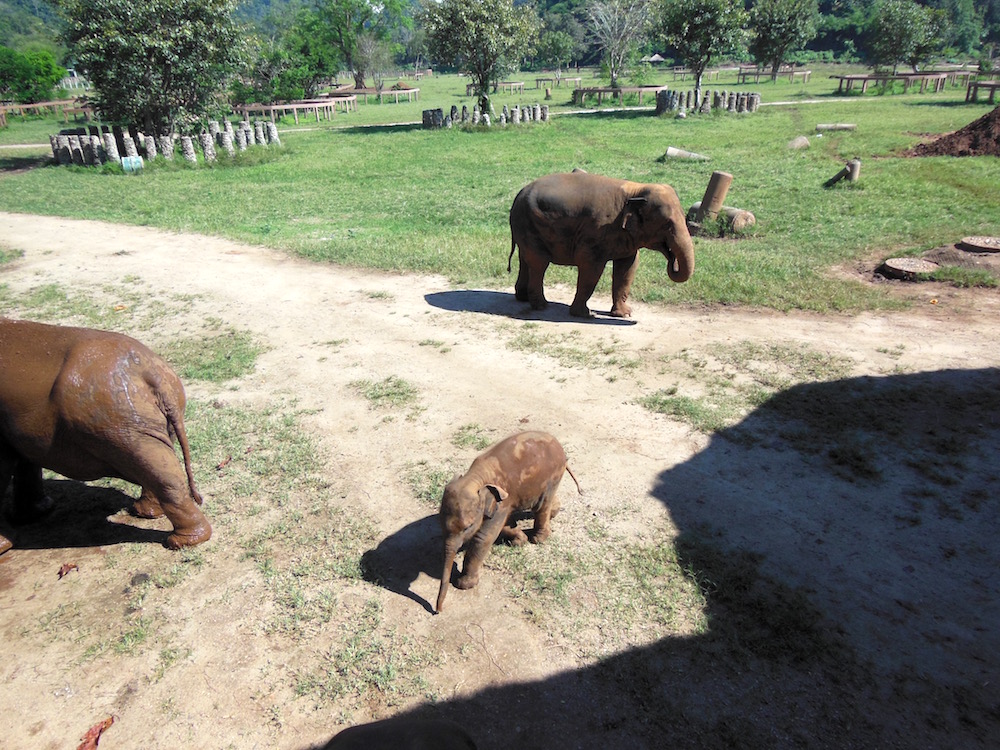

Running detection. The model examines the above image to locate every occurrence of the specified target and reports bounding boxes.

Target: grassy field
[1,64,998,312]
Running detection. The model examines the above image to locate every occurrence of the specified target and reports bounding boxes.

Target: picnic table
[535,76,582,89]
[965,79,1000,103]
[236,96,357,124]
[737,65,811,84]
[831,73,947,94]
[672,67,722,82]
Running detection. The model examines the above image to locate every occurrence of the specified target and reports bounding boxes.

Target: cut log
[695,171,733,223]
[958,236,1000,253]
[816,123,857,131]
[662,146,709,160]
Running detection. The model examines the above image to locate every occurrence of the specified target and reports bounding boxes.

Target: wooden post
[695,171,733,223]
[824,159,861,187]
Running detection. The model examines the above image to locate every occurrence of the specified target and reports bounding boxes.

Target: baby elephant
[0,318,211,555]
[436,431,580,613]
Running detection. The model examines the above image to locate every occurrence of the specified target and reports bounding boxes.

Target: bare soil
[1,212,998,749]
[907,104,1000,157]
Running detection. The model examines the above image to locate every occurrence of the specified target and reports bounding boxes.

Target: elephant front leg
[570,262,605,318]
[610,254,639,318]
[456,511,508,590]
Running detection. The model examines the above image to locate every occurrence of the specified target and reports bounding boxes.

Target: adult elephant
[508,171,695,318]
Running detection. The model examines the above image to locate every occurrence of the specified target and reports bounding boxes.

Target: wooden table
[965,80,1000,103]
[831,73,947,94]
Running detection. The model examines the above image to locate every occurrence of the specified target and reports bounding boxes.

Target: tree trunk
[353,70,366,89]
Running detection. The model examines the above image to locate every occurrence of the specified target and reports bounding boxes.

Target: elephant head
[621,182,695,283]
[436,478,508,613]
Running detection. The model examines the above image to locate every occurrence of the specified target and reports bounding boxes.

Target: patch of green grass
[405,460,456,508]
[293,598,437,707]
[929,266,999,288]
[161,328,264,382]
[452,423,494,451]
[2,82,994,314]
[0,245,24,264]
[507,323,640,372]
[639,387,739,433]
[350,375,419,409]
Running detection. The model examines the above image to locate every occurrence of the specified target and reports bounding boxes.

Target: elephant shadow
[361,514,442,614]
[424,289,636,326]
[0,478,166,550]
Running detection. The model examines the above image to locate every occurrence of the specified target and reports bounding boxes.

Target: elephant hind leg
[529,479,563,544]
[570,263,604,318]
[123,439,211,549]
[514,248,531,302]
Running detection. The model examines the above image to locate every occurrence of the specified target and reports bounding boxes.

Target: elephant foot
[569,305,593,318]
[165,522,212,550]
[610,303,633,318]
[501,526,529,546]
[529,298,548,311]
[454,571,480,590]
[515,287,530,302]
[529,527,552,544]
[0,535,12,556]
[132,494,165,519]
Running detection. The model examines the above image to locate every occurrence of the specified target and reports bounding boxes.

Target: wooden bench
[465,81,524,96]
[965,80,1000,103]
[236,97,357,124]
[831,73,947,94]
[738,65,810,83]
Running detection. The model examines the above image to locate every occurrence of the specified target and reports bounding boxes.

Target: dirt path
[1,212,998,749]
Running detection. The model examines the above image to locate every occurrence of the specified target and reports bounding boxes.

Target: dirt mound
[909,105,1000,156]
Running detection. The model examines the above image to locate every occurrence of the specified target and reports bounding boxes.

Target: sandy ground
[0,212,998,749]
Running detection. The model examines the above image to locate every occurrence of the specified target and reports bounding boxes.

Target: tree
[0,44,65,102]
[356,30,394,92]
[58,0,246,135]
[749,0,819,79]
[309,0,409,89]
[422,0,539,114]
[863,0,945,73]
[537,28,577,76]
[585,0,651,87]
[657,0,747,100]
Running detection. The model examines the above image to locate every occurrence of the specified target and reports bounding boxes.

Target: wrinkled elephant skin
[509,171,695,318]
[436,431,581,612]
[0,318,211,554]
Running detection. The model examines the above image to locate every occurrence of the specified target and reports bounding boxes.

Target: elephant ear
[480,484,508,519]
[622,196,647,232]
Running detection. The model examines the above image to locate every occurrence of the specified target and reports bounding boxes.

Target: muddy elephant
[0,318,211,555]
[436,431,581,613]
[508,171,695,318]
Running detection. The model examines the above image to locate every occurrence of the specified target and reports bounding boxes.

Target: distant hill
[0,0,62,49]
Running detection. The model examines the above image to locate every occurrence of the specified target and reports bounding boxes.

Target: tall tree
[657,0,747,100]
[59,0,246,135]
[863,0,945,73]
[585,0,651,87]
[749,0,819,79]
[310,0,409,89]
[421,0,538,114]
[0,44,64,102]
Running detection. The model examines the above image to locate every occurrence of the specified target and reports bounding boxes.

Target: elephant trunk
[665,224,695,283]
[436,537,461,613]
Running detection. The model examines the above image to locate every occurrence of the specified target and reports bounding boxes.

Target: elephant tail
[507,236,517,273]
[164,401,204,507]
[565,464,583,495]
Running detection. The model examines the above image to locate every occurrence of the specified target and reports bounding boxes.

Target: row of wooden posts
[422,102,551,129]
[49,119,282,168]
[655,89,762,116]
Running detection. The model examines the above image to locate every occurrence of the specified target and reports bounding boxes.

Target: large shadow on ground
[317,368,1000,749]
[0,479,165,550]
